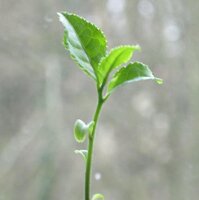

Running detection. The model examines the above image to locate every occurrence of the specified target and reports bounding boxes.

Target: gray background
[0,0,199,199]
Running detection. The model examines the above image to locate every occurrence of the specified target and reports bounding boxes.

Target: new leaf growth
[58,12,162,200]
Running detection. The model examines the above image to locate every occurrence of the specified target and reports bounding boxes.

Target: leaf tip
[57,12,64,19]
[135,44,141,51]
[57,12,66,26]
[155,78,163,84]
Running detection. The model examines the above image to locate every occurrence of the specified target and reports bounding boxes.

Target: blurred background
[0,0,199,199]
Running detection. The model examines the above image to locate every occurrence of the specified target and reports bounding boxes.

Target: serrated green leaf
[74,150,88,161]
[108,62,162,94]
[92,193,104,200]
[58,12,107,81]
[98,45,140,85]
[74,119,87,143]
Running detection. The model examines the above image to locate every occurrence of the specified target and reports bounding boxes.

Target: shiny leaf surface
[58,12,107,81]
[98,45,140,85]
[108,62,162,94]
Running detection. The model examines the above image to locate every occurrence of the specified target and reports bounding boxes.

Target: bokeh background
[0,0,199,199]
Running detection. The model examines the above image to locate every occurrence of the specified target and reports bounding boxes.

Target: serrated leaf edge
[63,12,108,51]
[97,45,141,86]
[58,12,97,80]
[58,12,109,82]
[107,61,161,94]
[98,45,141,68]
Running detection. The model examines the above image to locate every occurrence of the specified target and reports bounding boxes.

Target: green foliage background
[0,0,199,200]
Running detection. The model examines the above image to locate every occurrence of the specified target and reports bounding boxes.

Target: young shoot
[58,12,163,200]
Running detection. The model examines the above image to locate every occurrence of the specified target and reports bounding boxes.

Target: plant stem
[85,89,104,200]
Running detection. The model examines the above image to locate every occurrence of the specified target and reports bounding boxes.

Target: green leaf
[73,119,94,143]
[74,119,88,143]
[74,150,88,161]
[92,193,104,200]
[87,121,95,137]
[58,12,107,81]
[98,45,140,85]
[108,62,162,94]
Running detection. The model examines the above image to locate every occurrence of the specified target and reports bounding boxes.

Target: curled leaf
[73,119,95,143]
[74,119,87,143]
[74,150,88,161]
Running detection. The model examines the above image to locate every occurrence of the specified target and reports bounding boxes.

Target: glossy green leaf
[73,119,95,143]
[108,62,162,94]
[58,12,107,81]
[92,193,104,200]
[74,119,88,143]
[74,150,88,161]
[98,45,140,85]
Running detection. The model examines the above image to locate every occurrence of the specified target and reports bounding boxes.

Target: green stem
[85,89,104,200]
